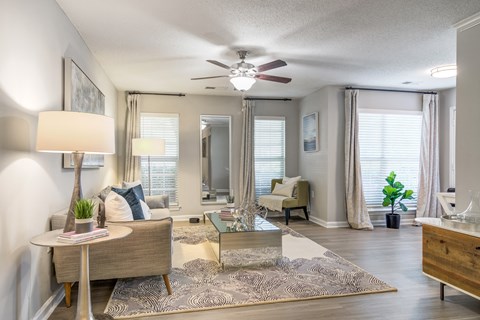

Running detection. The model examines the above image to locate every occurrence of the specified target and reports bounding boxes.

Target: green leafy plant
[74,198,94,219]
[382,171,414,214]
[226,195,235,203]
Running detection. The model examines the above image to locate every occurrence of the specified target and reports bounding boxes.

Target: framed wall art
[303,112,319,152]
[63,58,106,168]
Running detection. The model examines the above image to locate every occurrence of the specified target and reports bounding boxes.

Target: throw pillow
[122,180,146,202]
[146,195,165,209]
[140,200,151,220]
[283,176,302,197]
[104,191,134,222]
[97,186,112,202]
[111,187,145,220]
[272,182,295,197]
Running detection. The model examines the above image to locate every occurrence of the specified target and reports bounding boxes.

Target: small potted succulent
[382,171,414,229]
[74,198,95,233]
[226,195,235,208]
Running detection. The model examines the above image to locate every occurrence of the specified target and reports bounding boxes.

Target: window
[140,113,179,205]
[358,110,422,209]
[254,116,285,197]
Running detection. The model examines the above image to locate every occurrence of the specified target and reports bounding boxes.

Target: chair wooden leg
[162,274,173,295]
[285,208,291,225]
[64,282,72,307]
[303,206,309,221]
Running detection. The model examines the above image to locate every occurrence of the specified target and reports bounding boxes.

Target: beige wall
[439,88,456,192]
[456,21,480,211]
[0,0,117,318]
[117,93,299,217]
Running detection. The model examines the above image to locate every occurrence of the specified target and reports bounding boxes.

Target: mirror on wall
[200,115,231,205]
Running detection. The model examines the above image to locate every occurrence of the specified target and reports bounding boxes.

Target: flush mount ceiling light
[230,75,256,91]
[431,65,457,78]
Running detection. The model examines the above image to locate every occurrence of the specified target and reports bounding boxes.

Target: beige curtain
[344,90,374,230]
[124,94,141,182]
[239,99,256,206]
[416,94,441,217]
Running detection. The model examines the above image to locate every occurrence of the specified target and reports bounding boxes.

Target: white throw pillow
[122,180,142,188]
[140,200,151,220]
[271,182,295,197]
[105,191,134,222]
[283,176,302,197]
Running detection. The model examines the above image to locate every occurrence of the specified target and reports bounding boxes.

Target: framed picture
[303,112,319,152]
[63,58,106,168]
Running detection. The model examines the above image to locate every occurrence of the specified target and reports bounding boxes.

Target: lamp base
[64,152,84,232]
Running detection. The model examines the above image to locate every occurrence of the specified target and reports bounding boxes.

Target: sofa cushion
[111,187,145,220]
[105,191,134,221]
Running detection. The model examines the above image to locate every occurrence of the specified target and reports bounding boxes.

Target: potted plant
[382,171,414,229]
[74,198,95,234]
[226,195,235,208]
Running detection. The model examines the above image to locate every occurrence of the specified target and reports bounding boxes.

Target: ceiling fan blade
[207,60,231,70]
[256,74,292,83]
[191,75,229,80]
[257,59,287,72]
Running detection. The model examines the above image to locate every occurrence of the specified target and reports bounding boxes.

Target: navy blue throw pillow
[130,184,145,202]
[111,187,144,220]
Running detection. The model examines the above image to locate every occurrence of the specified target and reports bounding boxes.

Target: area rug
[104,224,396,318]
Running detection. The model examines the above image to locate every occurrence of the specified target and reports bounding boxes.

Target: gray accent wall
[0,1,118,318]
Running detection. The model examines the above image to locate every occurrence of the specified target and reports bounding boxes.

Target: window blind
[254,117,285,197]
[358,110,422,209]
[140,113,179,205]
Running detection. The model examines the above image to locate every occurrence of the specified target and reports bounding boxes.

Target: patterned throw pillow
[122,181,146,202]
[111,187,145,220]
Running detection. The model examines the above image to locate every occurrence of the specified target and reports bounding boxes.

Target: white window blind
[254,117,285,197]
[358,110,422,209]
[140,113,179,205]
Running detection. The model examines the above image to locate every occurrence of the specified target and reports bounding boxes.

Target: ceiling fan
[191,50,292,91]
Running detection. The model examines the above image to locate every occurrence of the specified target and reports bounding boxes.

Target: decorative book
[57,228,109,244]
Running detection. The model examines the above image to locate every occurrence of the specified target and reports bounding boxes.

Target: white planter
[226,202,235,208]
[75,217,94,234]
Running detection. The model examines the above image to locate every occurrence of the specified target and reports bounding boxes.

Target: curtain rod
[244,97,292,101]
[127,91,186,97]
[345,86,437,95]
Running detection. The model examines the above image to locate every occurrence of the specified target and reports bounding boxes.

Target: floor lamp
[36,111,115,232]
[132,138,165,196]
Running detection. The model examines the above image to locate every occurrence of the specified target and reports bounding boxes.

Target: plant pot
[226,202,235,208]
[385,213,401,229]
[75,217,94,234]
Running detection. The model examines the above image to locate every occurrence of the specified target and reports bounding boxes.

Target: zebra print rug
[104,224,396,318]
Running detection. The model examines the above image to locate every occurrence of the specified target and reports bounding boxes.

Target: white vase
[75,217,94,234]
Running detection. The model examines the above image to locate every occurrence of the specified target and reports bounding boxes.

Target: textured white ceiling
[56,0,480,98]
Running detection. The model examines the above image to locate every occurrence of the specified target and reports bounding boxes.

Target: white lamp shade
[36,111,115,154]
[230,76,256,91]
[132,138,165,156]
[431,65,457,78]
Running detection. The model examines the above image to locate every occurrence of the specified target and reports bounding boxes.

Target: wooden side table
[31,225,132,320]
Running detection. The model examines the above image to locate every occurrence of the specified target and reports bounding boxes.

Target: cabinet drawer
[422,224,480,297]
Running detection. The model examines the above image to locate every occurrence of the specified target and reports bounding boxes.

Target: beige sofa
[51,194,172,307]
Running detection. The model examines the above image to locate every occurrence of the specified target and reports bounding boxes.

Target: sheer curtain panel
[124,94,141,181]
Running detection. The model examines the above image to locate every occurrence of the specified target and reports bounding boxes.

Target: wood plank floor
[49,217,480,320]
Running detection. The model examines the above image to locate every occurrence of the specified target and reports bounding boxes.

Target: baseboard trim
[173,214,203,222]
[32,285,64,320]
[309,216,350,228]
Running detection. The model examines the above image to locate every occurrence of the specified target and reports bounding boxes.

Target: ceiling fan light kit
[192,50,291,92]
[431,65,457,78]
[230,75,256,91]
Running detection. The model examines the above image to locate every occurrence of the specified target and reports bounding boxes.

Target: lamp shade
[132,138,165,156]
[230,76,256,91]
[36,111,115,154]
[431,65,457,78]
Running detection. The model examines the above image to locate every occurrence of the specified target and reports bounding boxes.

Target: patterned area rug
[105,224,396,318]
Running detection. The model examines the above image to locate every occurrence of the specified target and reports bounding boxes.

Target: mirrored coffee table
[204,211,282,268]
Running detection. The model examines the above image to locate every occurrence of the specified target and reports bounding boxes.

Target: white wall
[439,88,456,191]
[117,93,299,217]
[456,21,480,210]
[0,1,117,318]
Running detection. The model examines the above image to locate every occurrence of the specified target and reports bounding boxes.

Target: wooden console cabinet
[422,224,480,300]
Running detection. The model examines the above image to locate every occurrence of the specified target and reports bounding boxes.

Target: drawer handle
[476,247,480,250]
